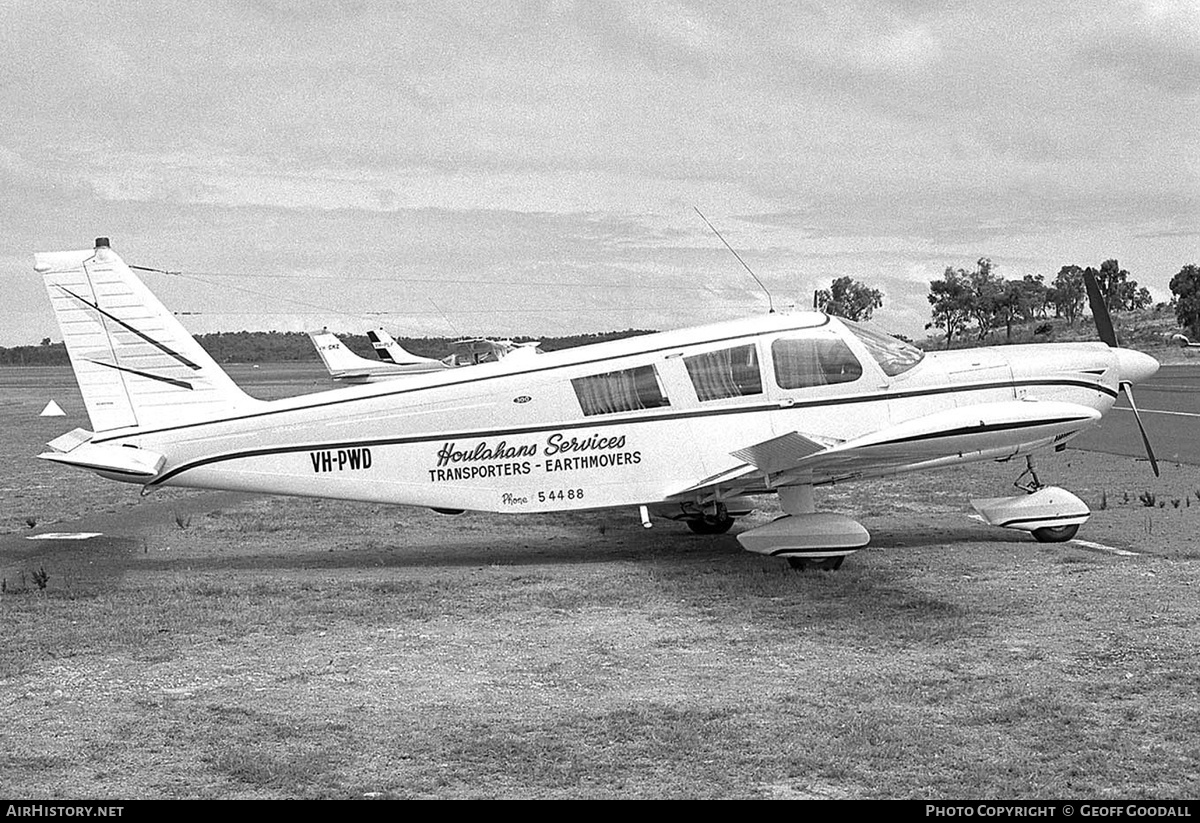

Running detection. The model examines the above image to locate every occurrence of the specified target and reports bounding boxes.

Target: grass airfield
[2,365,1199,799]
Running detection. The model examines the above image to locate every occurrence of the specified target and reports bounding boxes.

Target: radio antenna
[693,206,775,314]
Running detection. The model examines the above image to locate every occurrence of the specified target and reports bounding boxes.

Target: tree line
[4,261,1199,365]
[925,258,1159,348]
[817,259,1199,349]
[0,329,655,367]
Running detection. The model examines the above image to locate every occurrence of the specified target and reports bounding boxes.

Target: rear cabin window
[772,336,863,389]
[572,365,670,416]
[684,344,763,402]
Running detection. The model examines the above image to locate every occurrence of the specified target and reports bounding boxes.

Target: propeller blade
[1122,381,1160,477]
[1083,268,1118,347]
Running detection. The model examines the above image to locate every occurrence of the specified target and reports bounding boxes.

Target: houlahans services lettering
[426,434,640,482]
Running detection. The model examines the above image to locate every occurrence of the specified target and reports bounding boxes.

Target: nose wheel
[972,457,1090,542]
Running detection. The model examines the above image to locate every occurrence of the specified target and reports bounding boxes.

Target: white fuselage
[89,313,1121,514]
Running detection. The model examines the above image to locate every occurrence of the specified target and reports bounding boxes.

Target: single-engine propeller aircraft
[441,336,542,367]
[309,327,542,383]
[369,327,543,370]
[308,329,448,382]
[33,238,1160,568]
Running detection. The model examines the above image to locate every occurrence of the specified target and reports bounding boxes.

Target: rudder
[367,328,444,368]
[34,238,259,433]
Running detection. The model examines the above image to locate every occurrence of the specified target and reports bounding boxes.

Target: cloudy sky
[2,0,1197,346]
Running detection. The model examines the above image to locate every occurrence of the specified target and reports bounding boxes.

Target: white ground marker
[1068,538,1140,557]
[25,532,103,541]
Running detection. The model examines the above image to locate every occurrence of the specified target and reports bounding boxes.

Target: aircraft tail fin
[34,238,260,433]
[310,329,449,380]
[366,328,443,368]
[308,329,387,379]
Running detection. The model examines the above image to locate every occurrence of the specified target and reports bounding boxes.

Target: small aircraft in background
[1169,333,1200,349]
[310,327,543,383]
[34,238,1159,569]
[371,327,542,368]
[308,329,448,382]
[441,336,542,366]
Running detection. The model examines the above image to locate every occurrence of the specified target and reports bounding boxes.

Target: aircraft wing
[670,400,1101,497]
[759,400,1100,483]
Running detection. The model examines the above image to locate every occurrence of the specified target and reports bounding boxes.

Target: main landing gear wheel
[687,514,735,535]
[1032,524,1080,543]
[787,556,844,571]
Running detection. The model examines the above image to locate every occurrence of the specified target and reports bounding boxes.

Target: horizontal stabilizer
[38,442,165,479]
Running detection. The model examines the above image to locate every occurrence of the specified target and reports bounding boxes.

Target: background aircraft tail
[308,329,449,380]
[367,328,443,367]
[309,329,387,377]
[34,238,260,433]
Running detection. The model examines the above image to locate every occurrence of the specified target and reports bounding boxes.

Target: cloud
[1,2,1196,345]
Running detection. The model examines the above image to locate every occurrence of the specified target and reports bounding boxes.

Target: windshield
[839,318,925,377]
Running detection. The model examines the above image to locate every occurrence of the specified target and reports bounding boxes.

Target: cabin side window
[772,336,863,390]
[572,365,671,416]
[684,344,763,402]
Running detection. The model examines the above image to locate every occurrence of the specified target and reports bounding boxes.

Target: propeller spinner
[1083,269,1161,476]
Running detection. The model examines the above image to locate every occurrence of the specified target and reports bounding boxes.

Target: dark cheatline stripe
[102,367,1116,449]
[861,416,1093,448]
[148,400,1101,487]
[996,513,1089,528]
